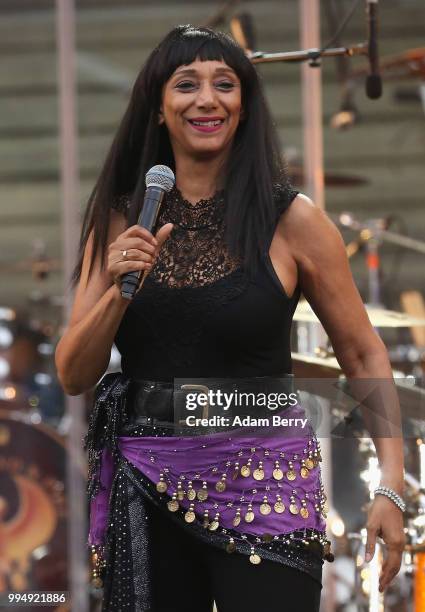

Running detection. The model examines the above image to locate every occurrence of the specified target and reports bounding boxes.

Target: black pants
[148,498,322,612]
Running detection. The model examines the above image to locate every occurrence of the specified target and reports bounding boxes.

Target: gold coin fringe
[152,438,330,566]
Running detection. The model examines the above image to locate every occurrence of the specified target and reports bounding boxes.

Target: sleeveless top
[92,187,328,593]
[113,184,301,381]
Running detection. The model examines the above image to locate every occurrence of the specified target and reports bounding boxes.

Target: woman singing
[55,24,405,612]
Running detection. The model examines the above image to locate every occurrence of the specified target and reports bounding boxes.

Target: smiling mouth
[187,119,225,127]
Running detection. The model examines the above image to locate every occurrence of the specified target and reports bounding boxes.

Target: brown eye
[176,81,195,90]
[216,81,235,90]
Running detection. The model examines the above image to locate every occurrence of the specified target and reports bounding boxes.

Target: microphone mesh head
[145,165,175,192]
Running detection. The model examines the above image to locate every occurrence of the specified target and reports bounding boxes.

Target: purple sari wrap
[89,425,326,547]
[85,372,329,609]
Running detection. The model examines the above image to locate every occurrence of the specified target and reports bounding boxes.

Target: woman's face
[159,58,243,159]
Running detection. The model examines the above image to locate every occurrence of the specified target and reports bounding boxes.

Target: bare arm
[281,194,403,483]
[279,194,405,590]
[55,210,172,396]
[55,210,128,395]
[55,283,129,396]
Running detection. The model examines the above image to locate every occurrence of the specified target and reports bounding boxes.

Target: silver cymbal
[292,351,425,421]
[294,300,425,328]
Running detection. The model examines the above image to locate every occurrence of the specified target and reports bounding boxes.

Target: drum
[0,408,70,601]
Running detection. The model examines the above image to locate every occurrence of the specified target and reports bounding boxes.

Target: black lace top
[113,184,301,381]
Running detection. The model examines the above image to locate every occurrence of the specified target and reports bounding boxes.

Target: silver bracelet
[374,486,406,513]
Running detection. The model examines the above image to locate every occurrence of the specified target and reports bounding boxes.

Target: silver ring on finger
[121,250,128,259]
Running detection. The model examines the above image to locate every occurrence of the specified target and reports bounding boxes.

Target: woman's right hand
[107,222,174,291]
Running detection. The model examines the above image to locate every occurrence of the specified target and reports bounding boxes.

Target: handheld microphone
[120,165,175,300]
[365,0,382,99]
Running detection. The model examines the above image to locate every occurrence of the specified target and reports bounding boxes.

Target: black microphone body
[120,185,167,300]
[366,0,382,99]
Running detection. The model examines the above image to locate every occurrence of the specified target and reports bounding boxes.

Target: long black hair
[71,24,289,287]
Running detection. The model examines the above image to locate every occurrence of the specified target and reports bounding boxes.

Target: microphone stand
[334,213,425,308]
[248,43,368,66]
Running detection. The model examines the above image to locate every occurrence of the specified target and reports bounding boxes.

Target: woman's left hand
[365,495,406,592]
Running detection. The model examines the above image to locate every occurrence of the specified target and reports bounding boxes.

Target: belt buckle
[178,383,210,425]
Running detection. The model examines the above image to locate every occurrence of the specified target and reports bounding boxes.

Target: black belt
[125,374,296,431]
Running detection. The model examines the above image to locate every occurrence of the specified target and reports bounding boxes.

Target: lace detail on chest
[150,186,243,289]
[125,187,250,367]
[116,183,298,369]
[111,183,298,282]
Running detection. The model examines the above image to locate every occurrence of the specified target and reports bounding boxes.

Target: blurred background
[0,1,424,610]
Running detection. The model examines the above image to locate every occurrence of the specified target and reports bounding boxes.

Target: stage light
[0,385,16,400]
[0,325,13,348]
[30,412,42,424]
[0,358,10,379]
[330,514,345,537]
[38,342,54,356]
[339,212,354,226]
[330,109,356,130]
[0,307,15,321]
[34,373,52,385]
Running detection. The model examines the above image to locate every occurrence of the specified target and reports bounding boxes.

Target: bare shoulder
[278,192,346,266]
[280,192,337,239]
[278,193,385,372]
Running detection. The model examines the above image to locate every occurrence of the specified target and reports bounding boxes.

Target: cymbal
[292,352,341,378]
[294,300,425,328]
[292,352,425,421]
